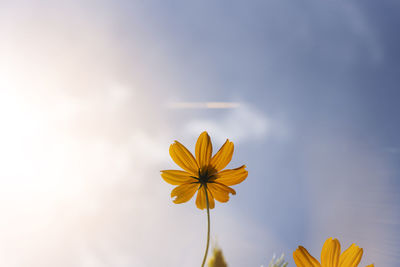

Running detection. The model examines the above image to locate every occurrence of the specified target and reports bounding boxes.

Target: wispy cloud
[168,101,241,109]
[183,104,288,144]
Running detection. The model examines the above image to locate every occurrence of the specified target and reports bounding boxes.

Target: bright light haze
[0,1,399,266]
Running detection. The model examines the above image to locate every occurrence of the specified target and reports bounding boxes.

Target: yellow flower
[161,131,248,209]
[207,246,228,267]
[293,237,374,267]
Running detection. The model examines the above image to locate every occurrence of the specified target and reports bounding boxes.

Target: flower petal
[196,186,206,209]
[321,238,341,267]
[171,183,199,204]
[195,186,215,209]
[210,139,234,171]
[339,244,363,267]
[365,265,374,267]
[161,170,196,185]
[293,246,321,267]
[195,131,213,168]
[207,182,236,203]
[169,141,199,174]
[215,165,248,186]
[207,188,215,209]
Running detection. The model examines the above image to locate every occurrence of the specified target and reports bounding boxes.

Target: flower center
[197,166,217,185]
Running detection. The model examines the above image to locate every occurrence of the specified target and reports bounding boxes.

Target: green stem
[201,186,211,267]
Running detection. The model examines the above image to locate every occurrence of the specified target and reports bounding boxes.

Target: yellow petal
[195,131,213,168]
[171,183,199,204]
[207,182,236,203]
[210,139,234,171]
[215,165,248,186]
[161,170,196,185]
[195,186,215,209]
[321,238,341,267]
[207,188,215,209]
[169,141,199,174]
[293,246,321,267]
[365,265,374,267]
[339,244,363,267]
[196,186,207,209]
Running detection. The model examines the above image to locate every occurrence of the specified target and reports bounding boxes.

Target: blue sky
[0,1,399,266]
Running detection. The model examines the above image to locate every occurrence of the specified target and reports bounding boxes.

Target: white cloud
[183,104,288,144]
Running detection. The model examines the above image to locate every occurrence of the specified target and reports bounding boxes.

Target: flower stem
[201,186,210,267]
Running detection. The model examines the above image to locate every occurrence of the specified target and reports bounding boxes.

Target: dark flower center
[197,166,217,185]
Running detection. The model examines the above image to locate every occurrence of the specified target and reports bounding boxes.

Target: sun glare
[0,82,81,204]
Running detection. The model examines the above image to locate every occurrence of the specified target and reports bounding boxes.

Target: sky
[0,0,399,266]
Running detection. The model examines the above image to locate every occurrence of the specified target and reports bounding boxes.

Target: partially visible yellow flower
[293,237,374,267]
[161,131,248,209]
[208,246,228,267]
